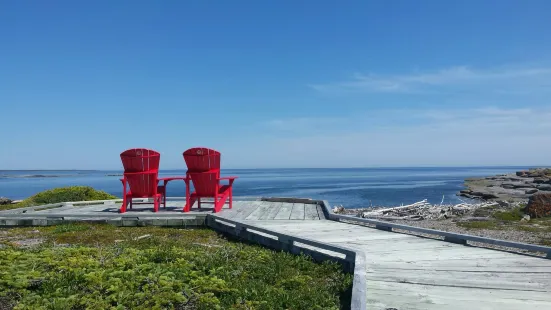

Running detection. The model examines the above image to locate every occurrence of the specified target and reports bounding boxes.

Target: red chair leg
[153,195,160,212]
[120,196,127,213]
[229,188,233,209]
[184,196,197,212]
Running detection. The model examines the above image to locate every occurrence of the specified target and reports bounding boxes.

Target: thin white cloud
[226,107,551,167]
[310,65,551,94]
[263,117,344,132]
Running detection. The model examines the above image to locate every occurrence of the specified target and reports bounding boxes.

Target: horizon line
[1,165,549,171]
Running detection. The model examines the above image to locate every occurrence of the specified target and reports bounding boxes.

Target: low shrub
[1,186,117,211]
[493,207,524,221]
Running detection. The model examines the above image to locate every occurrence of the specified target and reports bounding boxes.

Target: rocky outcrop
[516,168,551,178]
[524,193,551,218]
[0,197,12,205]
[458,168,551,202]
[537,184,551,191]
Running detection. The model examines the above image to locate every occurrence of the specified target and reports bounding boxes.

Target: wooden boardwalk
[219,201,551,310]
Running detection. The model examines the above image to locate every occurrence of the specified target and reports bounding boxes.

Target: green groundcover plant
[0,224,352,310]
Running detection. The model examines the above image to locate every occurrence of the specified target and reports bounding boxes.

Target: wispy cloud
[230,107,551,167]
[309,65,551,94]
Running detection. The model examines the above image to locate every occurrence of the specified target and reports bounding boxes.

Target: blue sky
[1,0,550,169]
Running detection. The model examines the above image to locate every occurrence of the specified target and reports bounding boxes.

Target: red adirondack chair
[182,147,237,213]
[119,148,166,213]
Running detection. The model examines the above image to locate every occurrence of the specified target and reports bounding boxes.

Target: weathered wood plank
[232,201,261,220]
[290,203,305,220]
[367,280,551,310]
[304,204,319,220]
[273,202,293,220]
[367,269,550,291]
[245,201,273,220]
[258,202,282,220]
[217,201,249,219]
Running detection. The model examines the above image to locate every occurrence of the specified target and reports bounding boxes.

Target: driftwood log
[332,199,520,221]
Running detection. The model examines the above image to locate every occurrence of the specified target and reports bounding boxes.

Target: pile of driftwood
[333,199,505,221]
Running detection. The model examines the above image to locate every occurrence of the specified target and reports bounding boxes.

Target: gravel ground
[347,216,551,257]
[391,217,550,244]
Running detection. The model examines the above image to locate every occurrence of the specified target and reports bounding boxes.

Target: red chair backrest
[120,148,160,197]
[121,148,160,172]
[125,172,158,197]
[183,147,221,173]
[188,172,218,196]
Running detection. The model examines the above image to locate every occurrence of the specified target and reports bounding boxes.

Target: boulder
[471,191,499,199]
[525,189,539,195]
[533,178,549,184]
[516,171,528,177]
[536,184,551,191]
[521,214,531,222]
[0,197,12,205]
[525,193,551,218]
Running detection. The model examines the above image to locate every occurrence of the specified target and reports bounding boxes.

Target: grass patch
[53,223,90,234]
[516,225,544,233]
[457,221,498,230]
[493,207,524,221]
[0,224,352,309]
[0,186,117,211]
[472,205,499,217]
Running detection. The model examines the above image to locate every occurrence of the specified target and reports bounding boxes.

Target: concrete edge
[319,200,551,259]
[206,214,366,310]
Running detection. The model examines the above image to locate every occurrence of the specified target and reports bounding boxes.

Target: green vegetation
[0,186,117,211]
[472,205,499,217]
[457,221,498,230]
[493,207,524,221]
[0,224,352,310]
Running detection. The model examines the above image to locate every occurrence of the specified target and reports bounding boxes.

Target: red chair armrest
[159,177,186,181]
[218,176,237,186]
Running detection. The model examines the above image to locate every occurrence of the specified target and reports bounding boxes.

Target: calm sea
[0,167,530,208]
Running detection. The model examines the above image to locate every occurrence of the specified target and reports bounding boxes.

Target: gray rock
[496,200,510,207]
[521,214,531,222]
[525,189,539,195]
[533,178,549,184]
[536,184,551,191]
[471,191,499,199]
[0,197,12,205]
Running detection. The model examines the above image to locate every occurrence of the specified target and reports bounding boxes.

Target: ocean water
[0,167,530,208]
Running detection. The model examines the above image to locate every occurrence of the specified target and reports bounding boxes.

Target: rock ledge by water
[458,168,551,202]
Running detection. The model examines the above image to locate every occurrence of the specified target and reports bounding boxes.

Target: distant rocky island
[0,174,63,179]
[459,168,551,202]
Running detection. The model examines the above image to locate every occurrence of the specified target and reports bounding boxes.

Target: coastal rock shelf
[458,168,551,202]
